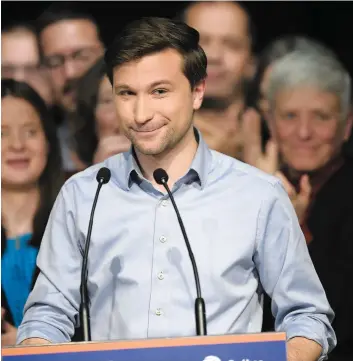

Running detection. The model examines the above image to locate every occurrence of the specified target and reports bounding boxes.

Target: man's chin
[134,144,165,156]
[61,103,77,113]
[61,94,77,113]
[130,129,167,155]
[131,137,163,155]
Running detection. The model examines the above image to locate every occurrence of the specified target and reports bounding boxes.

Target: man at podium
[17,17,336,361]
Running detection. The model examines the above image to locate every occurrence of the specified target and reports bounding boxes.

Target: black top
[262,156,353,361]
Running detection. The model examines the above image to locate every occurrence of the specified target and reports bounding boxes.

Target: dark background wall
[2,1,353,75]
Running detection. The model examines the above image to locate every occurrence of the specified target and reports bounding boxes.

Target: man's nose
[134,96,154,124]
[63,59,79,79]
[204,41,223,63]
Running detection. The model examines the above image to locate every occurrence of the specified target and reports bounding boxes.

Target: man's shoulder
[210,150,281,190]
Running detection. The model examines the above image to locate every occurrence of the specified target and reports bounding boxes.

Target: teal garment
[1,233,38,327]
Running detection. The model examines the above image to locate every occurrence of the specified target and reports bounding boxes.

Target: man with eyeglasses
[37,6,104,113]
[35,5,105,173]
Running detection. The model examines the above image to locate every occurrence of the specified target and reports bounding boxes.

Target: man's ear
[192,79,206,111]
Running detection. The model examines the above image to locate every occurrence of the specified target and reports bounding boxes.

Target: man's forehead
[40,19,100,49]
[113,50,184,85]
[42,18,98,34]
[186,2,249,32]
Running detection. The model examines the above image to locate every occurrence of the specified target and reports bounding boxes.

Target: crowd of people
[1,2,352,360]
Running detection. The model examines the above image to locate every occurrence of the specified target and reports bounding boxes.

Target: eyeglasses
[43,46,103,70]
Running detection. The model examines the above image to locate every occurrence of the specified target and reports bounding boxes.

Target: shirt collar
[115,127,212,191]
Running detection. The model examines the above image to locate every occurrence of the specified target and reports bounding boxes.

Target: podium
[2,332,287,360]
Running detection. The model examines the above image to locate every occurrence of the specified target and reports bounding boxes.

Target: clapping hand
[275,171,312,224]
[242,108,279,174]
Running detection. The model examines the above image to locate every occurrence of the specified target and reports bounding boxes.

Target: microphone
[80,167,111,341]
[153,168,207,336]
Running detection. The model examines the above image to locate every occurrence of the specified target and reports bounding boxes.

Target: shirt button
[161,200,168,207]
[155,308,163,316]
[157,272,164,280]
[159,235,167,243]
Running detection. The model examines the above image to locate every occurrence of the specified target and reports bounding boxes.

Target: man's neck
[1,186,40,238]
[193,96,245,159]
[135,128,198,192]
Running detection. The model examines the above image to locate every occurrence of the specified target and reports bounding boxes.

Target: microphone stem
[163,182,207,335]
[163,184,201,297]
[80,180,104,342]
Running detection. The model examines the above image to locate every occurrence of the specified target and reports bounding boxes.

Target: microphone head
[96,167,111,184]
[153,168,169,185]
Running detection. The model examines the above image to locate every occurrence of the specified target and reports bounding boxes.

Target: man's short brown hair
[104,16,207,89]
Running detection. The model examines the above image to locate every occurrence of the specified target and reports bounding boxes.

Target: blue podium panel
[2,332,287,361]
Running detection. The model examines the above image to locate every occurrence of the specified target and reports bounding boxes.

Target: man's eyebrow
[114,80,173,92]
[148,80,173,88]
[114,84,130,91]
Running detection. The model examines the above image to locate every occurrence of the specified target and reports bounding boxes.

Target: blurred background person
[262,48,353,361]
[242,35,338,171]
[181,1,255,159]
[1,79,64,346]
[72,57,130,168]
[1,22,55,106]
[36,5,105,173]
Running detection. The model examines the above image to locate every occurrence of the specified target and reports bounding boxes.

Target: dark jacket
[262,156,353,361]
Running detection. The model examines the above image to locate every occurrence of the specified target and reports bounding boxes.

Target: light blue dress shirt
[17,130,336,359]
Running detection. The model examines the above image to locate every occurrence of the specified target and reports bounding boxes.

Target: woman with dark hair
[1,79,64,345]
[72,57,130,167]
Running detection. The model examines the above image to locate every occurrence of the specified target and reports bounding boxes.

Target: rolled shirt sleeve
[17,181,82,344]
[254,180,336,360]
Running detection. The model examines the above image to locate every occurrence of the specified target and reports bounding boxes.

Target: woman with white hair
[261,47,353,361]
